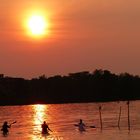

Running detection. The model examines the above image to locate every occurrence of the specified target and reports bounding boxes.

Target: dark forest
[0,69,140,105]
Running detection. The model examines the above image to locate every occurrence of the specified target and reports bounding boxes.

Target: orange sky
[0,0,140,78]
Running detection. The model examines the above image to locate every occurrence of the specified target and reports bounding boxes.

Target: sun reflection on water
[33,104,47,124]
[32,104,48,139]
[31,104,63,140]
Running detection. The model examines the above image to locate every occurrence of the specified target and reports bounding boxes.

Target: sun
[27,15,48,37]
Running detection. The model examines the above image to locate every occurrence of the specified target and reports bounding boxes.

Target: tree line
[0,69,140,105]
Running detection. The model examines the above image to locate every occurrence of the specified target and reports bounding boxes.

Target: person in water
[78,119,86,132]
[1,121,11,136]
[41,121,52,134]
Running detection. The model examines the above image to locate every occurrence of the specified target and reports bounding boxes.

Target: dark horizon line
[0,99,138,107]
[0,69,139,80]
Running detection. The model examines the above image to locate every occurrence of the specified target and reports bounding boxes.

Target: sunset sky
[0,0,140,78]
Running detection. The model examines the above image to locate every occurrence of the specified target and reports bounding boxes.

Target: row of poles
[99,101,130,130]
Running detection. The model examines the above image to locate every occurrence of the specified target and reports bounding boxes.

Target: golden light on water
[32,104,59,140]
[33,104,48,135]
[32,104,54,140]
[33,104,47,124]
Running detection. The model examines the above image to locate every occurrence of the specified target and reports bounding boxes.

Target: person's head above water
[4,121,8,125]
[80,119,83,123]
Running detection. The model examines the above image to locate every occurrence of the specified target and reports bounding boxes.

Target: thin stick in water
[99,106,102,130]
[117,106,121,129]
[127,101,130,131]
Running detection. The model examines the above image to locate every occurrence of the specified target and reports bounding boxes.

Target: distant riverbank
[0,69,140,106]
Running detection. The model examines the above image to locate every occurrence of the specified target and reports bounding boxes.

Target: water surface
[0,101,140,140]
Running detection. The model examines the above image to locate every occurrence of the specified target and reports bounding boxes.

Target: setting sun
[27,14,49,37]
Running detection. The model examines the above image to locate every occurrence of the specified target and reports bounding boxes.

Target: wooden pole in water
[127,101,130,131]
[117,106,122,129]
[99,106,103,130]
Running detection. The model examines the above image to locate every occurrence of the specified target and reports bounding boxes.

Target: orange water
[0,101,140,140]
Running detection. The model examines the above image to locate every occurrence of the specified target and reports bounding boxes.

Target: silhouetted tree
[0,69,140,105]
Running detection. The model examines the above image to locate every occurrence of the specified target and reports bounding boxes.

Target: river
[0,101,140,140]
